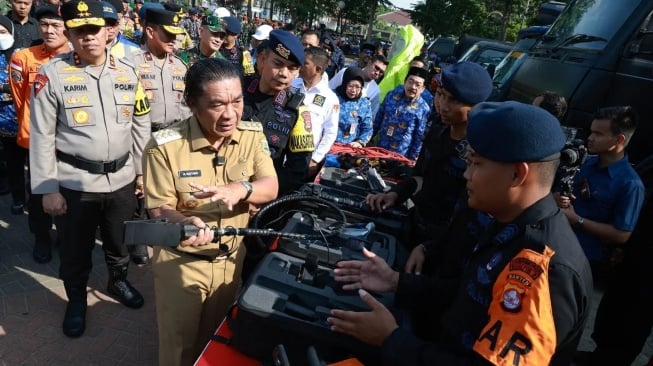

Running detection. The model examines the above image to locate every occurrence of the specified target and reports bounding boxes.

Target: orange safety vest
[10,44,70,149]
[473,246,557,365]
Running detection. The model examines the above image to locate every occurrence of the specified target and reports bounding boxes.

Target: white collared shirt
[292,76,340,163]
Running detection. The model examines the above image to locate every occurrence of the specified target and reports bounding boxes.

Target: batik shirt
[335,94,373,146]
[0,53,17,137]
[373,85,430,161]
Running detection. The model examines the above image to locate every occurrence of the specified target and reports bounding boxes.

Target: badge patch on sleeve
[33,74,49,97]
[133,80,151,116]
[260,137,271,154]
[10,70,22,83]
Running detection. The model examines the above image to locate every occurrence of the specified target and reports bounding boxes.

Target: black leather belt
[56,150,129,174]
[173,248,235,262]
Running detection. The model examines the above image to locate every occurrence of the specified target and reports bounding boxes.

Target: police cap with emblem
[440,61,493,106]
[467,101,566,163]
[202,15,225,33]
[61,0,106,29]
[267,29,304,66]
[35,4,62,21]
[145,8,185,35]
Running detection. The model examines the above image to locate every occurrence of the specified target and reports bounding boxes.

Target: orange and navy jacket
[381,195,593,366]
[10,43,70,149]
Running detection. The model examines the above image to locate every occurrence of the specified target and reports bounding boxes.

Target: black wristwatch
[240,181,253,201]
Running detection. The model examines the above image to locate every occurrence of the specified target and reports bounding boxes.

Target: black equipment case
[229,251,393,365]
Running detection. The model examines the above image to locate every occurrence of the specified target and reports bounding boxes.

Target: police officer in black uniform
[328,102,594,366]
[242,29,313,196]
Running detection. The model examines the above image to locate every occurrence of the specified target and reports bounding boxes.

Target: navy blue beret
[467,101,566,162]
[268,29,304,66]
[222,16,241,34]
[441,61,493,106]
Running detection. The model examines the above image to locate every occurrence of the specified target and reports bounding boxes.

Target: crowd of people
[0,0,651,365]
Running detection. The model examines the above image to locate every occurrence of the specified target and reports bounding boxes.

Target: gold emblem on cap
[172,15,179,26]
[76,1,91,17]
[275,43,290,59]
[73,109,90,124]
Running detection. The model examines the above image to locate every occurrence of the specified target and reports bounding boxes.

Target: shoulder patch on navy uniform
[153,125,184,145]
[237,120,263,132]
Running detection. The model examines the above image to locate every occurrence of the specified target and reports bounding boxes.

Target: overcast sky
[391,0,420,10]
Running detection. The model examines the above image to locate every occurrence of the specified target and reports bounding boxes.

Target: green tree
[410,0,552,41]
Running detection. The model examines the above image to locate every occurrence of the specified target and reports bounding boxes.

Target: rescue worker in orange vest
[328,101,593,366]
[10,4,72,263]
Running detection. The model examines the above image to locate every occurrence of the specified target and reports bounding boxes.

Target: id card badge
[349,123,357,136]
[386,125,395,137]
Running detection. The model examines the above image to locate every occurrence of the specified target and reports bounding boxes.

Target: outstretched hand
[333,247,399,293]
[328,289,398,346]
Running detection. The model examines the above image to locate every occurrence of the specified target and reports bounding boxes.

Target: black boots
[107,266,144,309]
[62,267,143,338]
[63,283,87,338]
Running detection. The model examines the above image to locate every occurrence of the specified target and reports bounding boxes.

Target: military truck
[509,0,653,163]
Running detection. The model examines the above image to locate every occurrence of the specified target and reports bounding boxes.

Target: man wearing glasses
[329,54,388,118]
[104,0,139,61]
[371,66,431,161]
[300,29,320,48]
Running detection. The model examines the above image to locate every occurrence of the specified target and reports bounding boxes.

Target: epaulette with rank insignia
[237,120,263,132]
[153,123,184,145]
